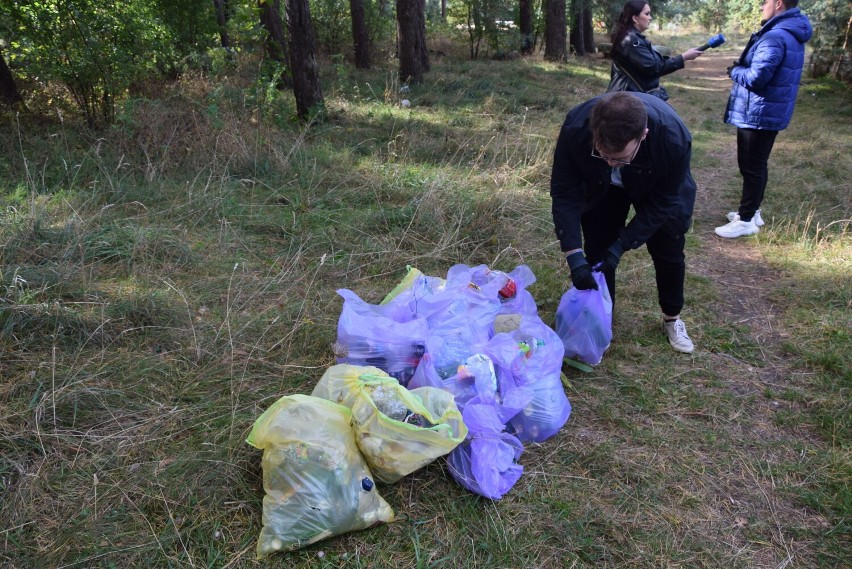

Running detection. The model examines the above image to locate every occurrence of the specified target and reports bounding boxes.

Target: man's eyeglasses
[591,136,644,166]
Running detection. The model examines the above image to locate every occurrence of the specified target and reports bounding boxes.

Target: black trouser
[736,127,778,222]
[581,186,686,317]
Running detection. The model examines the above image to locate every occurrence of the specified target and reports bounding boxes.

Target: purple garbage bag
[485,319,571,443]
[554,271,612,366]
[336,289,430,386]
[446,402,524,500]
[468,264,540,318]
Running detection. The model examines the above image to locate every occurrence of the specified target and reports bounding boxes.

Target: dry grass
[1,36,850,569]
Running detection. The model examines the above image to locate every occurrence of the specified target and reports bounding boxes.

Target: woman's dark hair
[611,0,649,56]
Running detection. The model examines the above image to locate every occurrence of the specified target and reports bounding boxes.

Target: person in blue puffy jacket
[715,0,812,238]
[551,92,697,353]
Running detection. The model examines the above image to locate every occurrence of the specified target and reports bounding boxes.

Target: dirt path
[681,51,794,373]
[670,52,829,462]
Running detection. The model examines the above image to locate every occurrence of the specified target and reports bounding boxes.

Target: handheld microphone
[696,34,726,51]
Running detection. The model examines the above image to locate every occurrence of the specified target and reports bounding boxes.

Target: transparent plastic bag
[336,288,430,386]
[485,320,571,443]
[311,364,468,483]
[554,271,613,365]
[446,401,524,500]
[379,266,447,322]
[422,290,501,378]
[468,264,540,320]
[246,394,394,557]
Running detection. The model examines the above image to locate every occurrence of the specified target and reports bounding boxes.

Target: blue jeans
[737,128,778,222]
[581,187,687,317]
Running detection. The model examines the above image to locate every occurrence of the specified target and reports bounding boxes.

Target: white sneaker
[715,218,759,238]
[726,209,764,227]
[663,318,694,353]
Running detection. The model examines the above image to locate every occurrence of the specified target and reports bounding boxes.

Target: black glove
[566,251,598,291]
[595,240,625,273]
[726,62,738,77]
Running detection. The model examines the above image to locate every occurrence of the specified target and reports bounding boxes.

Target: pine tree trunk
[258,0,292,87]
[212,0,231,49]
[570,11,585,55]
[287,0,324,119]
[583,8,595,54]
[350,0,371,69]
[397,0,429,84]
[519,0,534,54]
[0,47,23,108]
[544,0,567,62]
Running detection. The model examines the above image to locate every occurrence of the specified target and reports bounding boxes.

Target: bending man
[551,92,697,353]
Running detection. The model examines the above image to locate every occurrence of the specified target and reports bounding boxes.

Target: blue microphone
[697,34,726,51]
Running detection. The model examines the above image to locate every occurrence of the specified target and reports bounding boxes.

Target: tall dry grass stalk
[1,42,849,569]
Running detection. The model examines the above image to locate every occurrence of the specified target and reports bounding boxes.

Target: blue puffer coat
[724,8,812,131]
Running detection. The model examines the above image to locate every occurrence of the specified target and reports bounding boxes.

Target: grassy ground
[1,32,850,568]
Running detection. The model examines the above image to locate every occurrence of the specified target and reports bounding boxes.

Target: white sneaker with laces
[663,318,694,353]
[715,218,759,238]
[726,209,764,227]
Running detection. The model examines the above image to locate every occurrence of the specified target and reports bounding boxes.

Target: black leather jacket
[609,27,684,101]
[550,93,697,253]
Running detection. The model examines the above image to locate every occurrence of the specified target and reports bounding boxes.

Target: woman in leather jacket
[608,1,703,101]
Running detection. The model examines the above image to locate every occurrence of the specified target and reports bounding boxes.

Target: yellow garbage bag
[246,394,394,557]
[311,364,468,483]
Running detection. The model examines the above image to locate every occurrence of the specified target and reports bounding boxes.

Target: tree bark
[397,0,429,84]
[569,1,593,55]
[0,47,23,108]
[258,0,292,87]
[519,0,534,55]
[350,0,371,69]
[286,0,324,119]
[570,10,585,55]
[544,0,567,62]
[582,7,595,54]
[212,0,231,49]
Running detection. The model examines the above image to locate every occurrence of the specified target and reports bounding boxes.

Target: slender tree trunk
[582,8,595,54]
[397,0,429,84]
[0,47,23,108]
[286,0,324,119]
[570,10,585,55]
[212,0,231,49]
[418,0,429,70]
[569,0,592,55]
[544,0,567,62]
[831,15,852,79]
[519,0,534,55]
[258,0,292,87]
[350,0,370,69]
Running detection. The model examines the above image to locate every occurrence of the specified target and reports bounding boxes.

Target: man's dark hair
[590,92,648,151]
[782,0,798,9]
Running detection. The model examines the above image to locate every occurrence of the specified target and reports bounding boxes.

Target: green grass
[1,35,850,568]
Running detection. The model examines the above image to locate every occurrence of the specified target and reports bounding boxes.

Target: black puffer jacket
[609,26,684,101]
[550,93,697,253]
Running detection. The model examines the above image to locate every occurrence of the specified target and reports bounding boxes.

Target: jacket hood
[761,8,813,44]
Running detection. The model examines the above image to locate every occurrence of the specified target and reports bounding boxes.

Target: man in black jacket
[550,92,696,353]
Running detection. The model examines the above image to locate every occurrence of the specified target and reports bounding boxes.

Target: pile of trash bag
[247,365,466,558]
[246,394,395,556]
[247,263,576,556]
[334,264,572,499]
[311,365,467,483]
